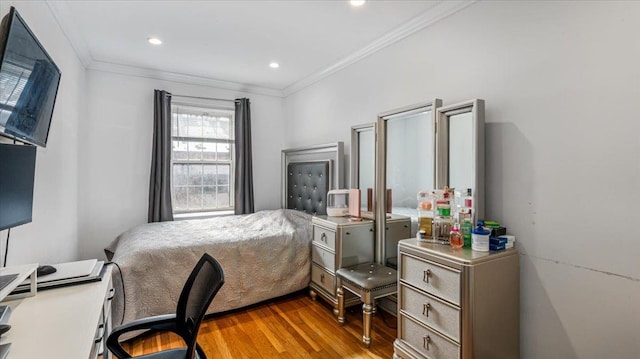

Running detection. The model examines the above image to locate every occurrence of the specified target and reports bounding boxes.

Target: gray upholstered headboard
[281,142,344,215]
[286,161,331,215]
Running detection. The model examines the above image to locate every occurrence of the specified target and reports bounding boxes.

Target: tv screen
[0,143,36,231]
[0,7,61,147]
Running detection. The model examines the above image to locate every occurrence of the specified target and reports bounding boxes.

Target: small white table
[0,265,114,358]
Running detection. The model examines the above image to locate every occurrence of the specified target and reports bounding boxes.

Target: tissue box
[327,189,349,217]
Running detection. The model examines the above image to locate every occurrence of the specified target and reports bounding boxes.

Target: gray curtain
[234,98,254,214]
[148,90,174,222]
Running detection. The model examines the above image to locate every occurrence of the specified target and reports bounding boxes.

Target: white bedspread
[105,209,312,329]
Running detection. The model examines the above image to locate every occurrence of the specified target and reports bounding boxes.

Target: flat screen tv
[0,7,61,147]
[0,143,36,231]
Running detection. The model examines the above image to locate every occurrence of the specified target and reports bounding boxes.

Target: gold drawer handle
[423,335,431,350]
[320,273,325,283]
[320,233,327,242]
[423,302,431,317]
[423,269,431,283]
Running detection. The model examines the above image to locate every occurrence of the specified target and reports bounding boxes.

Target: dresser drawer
[312,243,336,271]
[400,254,461,305]
[400,314,460,359]
[311,263,336,296]
[313,226,336,250]
[400,284,460,342]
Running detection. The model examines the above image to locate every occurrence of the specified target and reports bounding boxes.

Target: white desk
[0,265,114,358]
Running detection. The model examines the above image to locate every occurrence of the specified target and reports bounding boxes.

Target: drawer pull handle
[320,233,327,242]
[95,326,105,344]
[107,287,115,301]
[370,228,374,232]
[423,302,431,317]
[423,269,432,283]
[320,273,325,283]
[423,335,431,350]
[345,232,351,235]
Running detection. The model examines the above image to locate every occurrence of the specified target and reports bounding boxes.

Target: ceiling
[44,0,473,95]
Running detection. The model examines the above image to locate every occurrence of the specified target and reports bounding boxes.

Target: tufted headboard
[286,161,331,215]
[281,142,344,216]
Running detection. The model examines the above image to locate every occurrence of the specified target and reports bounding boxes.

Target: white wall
[284,1,640,358]
[0,2,85,266]
[78,70,285,259]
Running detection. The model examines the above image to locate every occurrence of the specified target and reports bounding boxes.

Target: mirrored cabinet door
[436,99,485,222]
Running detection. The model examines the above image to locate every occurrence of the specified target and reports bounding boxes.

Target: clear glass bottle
[449,225,463,248]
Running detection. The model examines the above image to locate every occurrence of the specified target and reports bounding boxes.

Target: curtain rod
[172,94,236,103]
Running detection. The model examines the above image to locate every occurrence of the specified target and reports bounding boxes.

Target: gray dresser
[310,216,375,313]
[394,239,519,359]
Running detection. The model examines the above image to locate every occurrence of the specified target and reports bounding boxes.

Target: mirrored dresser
[394,239,519,359]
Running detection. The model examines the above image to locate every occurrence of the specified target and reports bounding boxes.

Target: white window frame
[170,102,235,217]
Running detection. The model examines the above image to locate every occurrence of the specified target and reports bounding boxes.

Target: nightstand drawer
[313,226,336,250]
[400,284,460,342]
[312,263,336,295]
[400,253,461,305]
[400,314,460,359]
[312,243,335,271]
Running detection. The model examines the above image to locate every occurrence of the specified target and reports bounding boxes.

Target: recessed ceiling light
[350,0,366,7]
[269,62,280,69]
[147,37,162,45]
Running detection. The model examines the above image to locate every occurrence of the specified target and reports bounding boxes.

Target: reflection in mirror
[386,111,434,214]
[436,99,485,222]
[350,124,375,213]
[376,100,442,266]
[449,112,473,191]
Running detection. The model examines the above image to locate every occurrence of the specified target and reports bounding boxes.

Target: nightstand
[310,215,375,314]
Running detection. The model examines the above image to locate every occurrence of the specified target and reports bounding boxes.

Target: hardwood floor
[122,291,397,358]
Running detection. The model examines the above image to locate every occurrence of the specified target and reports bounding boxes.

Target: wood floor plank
[122,291,396,358]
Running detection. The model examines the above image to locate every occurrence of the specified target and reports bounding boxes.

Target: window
[171,103,234,214]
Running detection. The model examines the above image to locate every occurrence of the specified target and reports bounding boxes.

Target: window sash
[170,104,235,215]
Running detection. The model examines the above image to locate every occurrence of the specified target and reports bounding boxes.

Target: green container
[462,220,473,247]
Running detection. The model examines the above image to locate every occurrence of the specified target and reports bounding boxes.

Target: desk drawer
[313,226,336,250]
[312,243,335,272]
[400,254,460,305]
[312,263,336,296]
[400,284,460,342]
[400,314,460,359]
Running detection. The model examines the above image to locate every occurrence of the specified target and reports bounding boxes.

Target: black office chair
[107,253,225,359]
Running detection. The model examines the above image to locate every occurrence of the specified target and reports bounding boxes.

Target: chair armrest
[106,314,178,358]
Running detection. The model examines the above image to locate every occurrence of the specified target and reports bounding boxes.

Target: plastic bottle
[471,222,491,252]
[449,225,463,248]
[461,219,472,248]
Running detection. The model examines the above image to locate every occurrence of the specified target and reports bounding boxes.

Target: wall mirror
[436,99,485,222]
[350,124,375,214]
[376,99,442,265]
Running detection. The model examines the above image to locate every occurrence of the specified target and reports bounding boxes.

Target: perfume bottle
[450,224,463,248]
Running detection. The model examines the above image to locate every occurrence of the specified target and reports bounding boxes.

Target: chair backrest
[176,253,225,359]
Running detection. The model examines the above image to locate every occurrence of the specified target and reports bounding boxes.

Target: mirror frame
[375,99,442,264]
[350,123,376,213]
[435,99,485,221]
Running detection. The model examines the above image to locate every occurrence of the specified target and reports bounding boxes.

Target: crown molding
[46,0,93,67]
[283,0,477,96]
[45,0,474,99]
[88,61,285,98]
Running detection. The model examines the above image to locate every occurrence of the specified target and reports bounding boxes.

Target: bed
[105,143,344,331]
